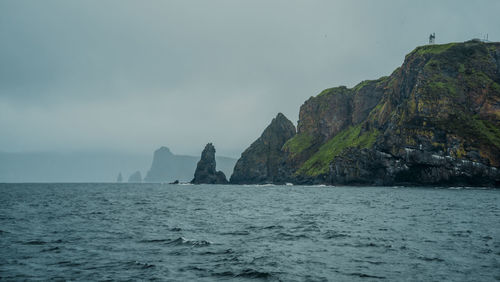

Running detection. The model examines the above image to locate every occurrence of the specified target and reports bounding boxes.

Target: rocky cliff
[230,113,296,184]
[191,143,228,184]
[241,41,500,186]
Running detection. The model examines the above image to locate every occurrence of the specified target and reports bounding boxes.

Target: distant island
[227,41,500,187]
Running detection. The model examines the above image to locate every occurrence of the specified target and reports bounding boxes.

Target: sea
[0,183,499,281]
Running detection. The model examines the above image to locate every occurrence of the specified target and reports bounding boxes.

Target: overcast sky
[1,0,499,157]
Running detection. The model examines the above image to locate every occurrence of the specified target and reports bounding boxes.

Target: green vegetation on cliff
[318,86,349,97]
[282,133,314,157]
[475,118,500,149]
[412,42,457,56]
[297,124,379,176]
[441,114,500,149]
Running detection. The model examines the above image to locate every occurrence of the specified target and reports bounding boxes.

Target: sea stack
[191,143,228,184]
[128,171,142,183]
[143,146,174,182]
[230,113,296,184]
[116,172,123,183]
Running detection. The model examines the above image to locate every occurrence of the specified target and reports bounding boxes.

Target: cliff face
[191,143,228,184]
[230,113,296,184]
[280,41,500,186]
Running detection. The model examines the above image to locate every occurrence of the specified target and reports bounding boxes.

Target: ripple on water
[0,183,499,281]
[213,268,273,279]
[127,261,156,269]
[276,232,308,240]
[141,237,212,247]
[323,230,350,239]
[417,256,445,262]
[219,230,250,236]
[40,246,60,252]
[22,240,47,245]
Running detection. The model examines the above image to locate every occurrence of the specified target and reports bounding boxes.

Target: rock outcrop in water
[116,172,123,183]
[240,41,500,186]
[230,113,296,184]
[128,171,142,183]
[191,143,228,184]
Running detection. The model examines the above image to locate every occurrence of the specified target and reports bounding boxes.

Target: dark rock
[230,113,296,184]
[191,143,228,184]
[128,171,142,183]
[328,148,500,186]
[169,180,179,184]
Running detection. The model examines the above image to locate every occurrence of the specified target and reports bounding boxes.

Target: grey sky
[1,0,498,157]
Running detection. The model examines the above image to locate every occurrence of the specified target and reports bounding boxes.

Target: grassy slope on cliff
[297,124,379,176]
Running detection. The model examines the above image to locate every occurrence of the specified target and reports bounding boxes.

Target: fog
[1,0,499,158]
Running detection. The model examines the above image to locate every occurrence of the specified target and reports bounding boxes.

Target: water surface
[0,183,499,281]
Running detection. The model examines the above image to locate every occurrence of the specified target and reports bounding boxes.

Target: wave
[263,225,284,230]
[213,268,272,279]
[417,256,444,262]
[198,249,234,255]
[23,240,47,245]
[347,272,386,279]
[140,238,171,243]
[220,230,250,236]
[276,232,308,240]
[41,246,60,252]
[54,260,81,267]
[351,258,386,265]
[126,261,155,269]
[323,230,350,239]
[170,237,212,246]
[255,184,276,187]
[142,237,212,246]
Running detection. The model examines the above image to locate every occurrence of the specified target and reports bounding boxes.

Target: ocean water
[0,184,499,281]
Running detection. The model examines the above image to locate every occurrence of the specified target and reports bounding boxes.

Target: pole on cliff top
[429,33,436,44]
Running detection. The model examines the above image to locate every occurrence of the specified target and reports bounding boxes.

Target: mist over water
[1,184,499,281]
